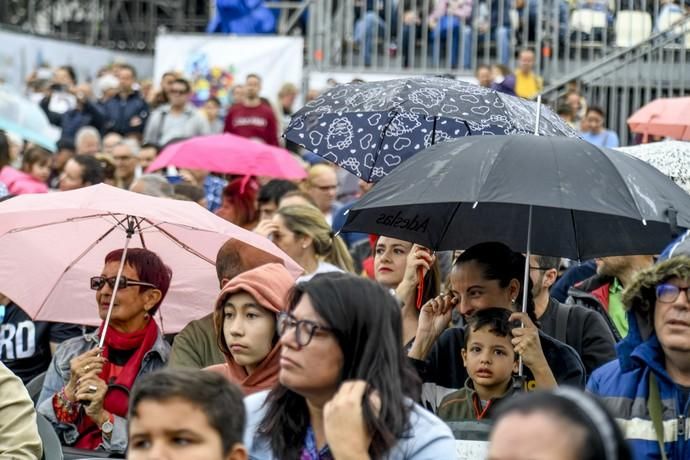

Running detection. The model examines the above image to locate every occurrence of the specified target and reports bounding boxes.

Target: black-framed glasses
[529,266,555,271]
[277,312,335,348]
[656,283,690,303]
[90,276,157,291]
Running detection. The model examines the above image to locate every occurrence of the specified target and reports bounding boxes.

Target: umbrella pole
[534,95,542,135]
[518,205,533,378]
[98,217,136,349]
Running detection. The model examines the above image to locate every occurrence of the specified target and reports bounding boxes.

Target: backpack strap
[647,372,669,460]
[555,303,572,345]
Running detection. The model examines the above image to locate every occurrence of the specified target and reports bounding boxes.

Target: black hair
[129,368,245,455]
[258,273,421,460]
[140,143,160,153]
[464,308,516,360]
[454,242,538,323]
[57,138,76,152]
[72,154,105,185]
[586,105,606,119]
[556,104,573,117]
[58,65,77,85]
[534,255,560,271]
[0,131,10,169]
[258,179,299,205]
[246,73,262,82]
[492,388,632,460]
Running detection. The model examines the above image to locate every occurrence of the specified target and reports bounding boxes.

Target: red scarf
[75,320,159,449]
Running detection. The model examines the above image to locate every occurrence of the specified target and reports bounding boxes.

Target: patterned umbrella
[285,77,578,182]
[616,141,690,194]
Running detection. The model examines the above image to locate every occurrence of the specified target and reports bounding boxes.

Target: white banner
[0,27,153,90]
[153,34,304,108]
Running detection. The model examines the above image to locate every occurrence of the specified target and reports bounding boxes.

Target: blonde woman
[264,205,354,282]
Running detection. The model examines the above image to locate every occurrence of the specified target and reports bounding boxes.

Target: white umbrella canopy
[617,141,690,194]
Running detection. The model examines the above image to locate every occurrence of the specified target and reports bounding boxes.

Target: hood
[212,262,294,395]
[617,255,690,370]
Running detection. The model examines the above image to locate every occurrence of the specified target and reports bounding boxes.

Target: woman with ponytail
[407,242,585,412]
[268,205,354,282]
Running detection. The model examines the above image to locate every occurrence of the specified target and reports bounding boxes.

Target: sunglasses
[90,276,157,291]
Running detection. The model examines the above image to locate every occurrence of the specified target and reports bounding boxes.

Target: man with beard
[529,255,616,375]
[568,255,654,341]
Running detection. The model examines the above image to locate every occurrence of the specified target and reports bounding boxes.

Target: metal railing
[304,0,690,82]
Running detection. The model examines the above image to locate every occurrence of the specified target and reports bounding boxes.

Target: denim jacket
[37,329,170,454]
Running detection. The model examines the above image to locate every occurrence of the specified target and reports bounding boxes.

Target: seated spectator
[37,248,172,454]
[129,174,174,198]
[475,63,493,87]
[490,64,516,96]
[476,0,512,66]
[128,368,247,460]
[580,106,620,148]
[143,78,211,146]
[429,0,473,69]
[256,179,299,222]
[409,242,585,411]
[374,237,441,347]
[0,362,43,459]
[277,190,317,209]
[75,126,102,156]
[138,143,160,172]
[168,239,283,370]
[113,139,141,190]
[437,309,521,437]
[215,177,260,229]
[0,293,84,384]
[243,273,456,458]
[303,164,340,225]
[201,97,224,134]
[488,387,632,459]
[173,183,207,207]
[262,205,354,282]
[206,263,294,394]
[354,1,392,66]
[0,145,51,195]
[58,154,106,191]
[102,132,122,155]
[588,256,690,459]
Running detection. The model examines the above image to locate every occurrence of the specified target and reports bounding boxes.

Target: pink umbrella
[0,184,302,336]
[628,97,690,142]
[146,133,307,180]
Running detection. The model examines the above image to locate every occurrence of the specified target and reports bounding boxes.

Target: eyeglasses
[656,283,690,303]
[277,312,334,348]
[529,266,555,271]
[90,276,157,291]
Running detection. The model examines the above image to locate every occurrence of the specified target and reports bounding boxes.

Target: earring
[143,312,150,321]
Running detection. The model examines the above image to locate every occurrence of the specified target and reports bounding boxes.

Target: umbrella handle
[416,266,424,309]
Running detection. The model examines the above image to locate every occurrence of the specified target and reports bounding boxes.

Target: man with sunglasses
[588,255,690,460]
[528,255,616,376]
[143,78,210,146]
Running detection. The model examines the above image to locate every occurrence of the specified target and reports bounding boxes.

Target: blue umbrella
[0,85,58,152]
[285,77,578,182]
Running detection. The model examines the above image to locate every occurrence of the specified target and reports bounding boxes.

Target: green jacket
[438,377,520,421]
[169,313,225,369]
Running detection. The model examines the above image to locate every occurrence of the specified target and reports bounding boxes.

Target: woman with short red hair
[37,248,172,455]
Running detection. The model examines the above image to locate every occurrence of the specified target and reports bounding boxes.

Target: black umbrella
[285,77,578,182]
[342,135,690,260]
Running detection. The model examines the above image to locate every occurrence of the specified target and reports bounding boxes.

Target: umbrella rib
[6,213,119,234]
[569,209,582,263]
[32,216,126,320]
[146,220,216,265]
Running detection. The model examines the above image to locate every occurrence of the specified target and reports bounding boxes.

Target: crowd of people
[0,55,689,460]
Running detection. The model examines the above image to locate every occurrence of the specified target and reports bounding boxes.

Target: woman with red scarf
[37,248,172,455]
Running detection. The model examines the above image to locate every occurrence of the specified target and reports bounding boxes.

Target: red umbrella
[628,97,690,142]
[146,133,307,180]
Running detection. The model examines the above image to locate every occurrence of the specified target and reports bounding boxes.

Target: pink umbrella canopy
[628,97,690,141]
[0,184,302,333]
[146,133,308,180]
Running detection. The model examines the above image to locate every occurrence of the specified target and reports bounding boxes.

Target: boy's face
[462,326,517,391]
[129,397,243,460]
